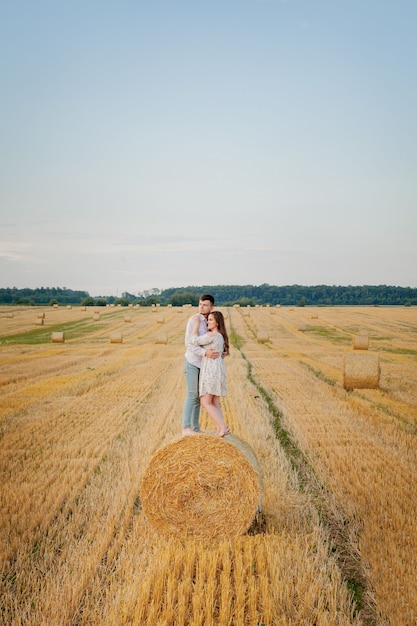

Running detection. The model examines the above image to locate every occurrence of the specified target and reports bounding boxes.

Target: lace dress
[191,331,226,397]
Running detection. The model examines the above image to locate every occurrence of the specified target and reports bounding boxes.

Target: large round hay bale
[352,334,369,350]
[51,331,65,343]
[140,434,261,539]
[155,333,168,344]
[257,331,270,343]
[109,332,123,344]
[342,354,380,389]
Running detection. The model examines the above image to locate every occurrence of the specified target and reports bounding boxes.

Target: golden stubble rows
[229,305,417,624]
[1,304,416,624]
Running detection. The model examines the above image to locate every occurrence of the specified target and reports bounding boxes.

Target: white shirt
[184,313,208,367]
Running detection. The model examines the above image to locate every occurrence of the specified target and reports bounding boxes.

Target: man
[181,294,219,435]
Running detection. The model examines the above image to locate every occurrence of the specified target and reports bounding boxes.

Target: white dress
[191,331,227,397]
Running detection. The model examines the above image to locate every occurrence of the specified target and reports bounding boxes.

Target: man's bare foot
[182,427,197,436]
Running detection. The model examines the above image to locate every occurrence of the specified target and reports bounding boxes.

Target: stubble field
[0,304,416,625]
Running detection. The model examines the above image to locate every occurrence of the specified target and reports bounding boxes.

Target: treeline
[1,284,417,307]
[159,284,417,306]
[0,287,90,306]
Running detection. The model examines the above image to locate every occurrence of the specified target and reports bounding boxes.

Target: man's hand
[205,348,219,359]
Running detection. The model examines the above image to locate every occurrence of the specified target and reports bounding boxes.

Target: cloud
[0,241,31,262]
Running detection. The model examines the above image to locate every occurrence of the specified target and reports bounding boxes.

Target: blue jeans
[181,360,201,430]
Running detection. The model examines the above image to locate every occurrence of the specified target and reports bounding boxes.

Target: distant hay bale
[124,315,132,323]
[275,304,281,308]
[257,331,270,343]
[342,354,380,389]
[155,333,168,344]
[51,332,65,343]
[93,312,100,321]
[352,334,369,350]
[311,313,318,319]
[140,434,261,539]
[151,307,157,312]
[6,312,14,318]
[53,304,59,308]
[80,306,86,311]
[177,308,183,313]
[35,318,44,326]
[66,305,72,310]
[269,308,275,314]
[167,303,172,308]
[109,332,123,344]
[298,322,307,332]
[157,317,165,324]
[37,312,45,319]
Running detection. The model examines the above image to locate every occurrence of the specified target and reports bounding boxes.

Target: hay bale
[93,312,100,321]
[124,315,132,322]
[80,306,86,311]
[298,322,307,332]
[155,333,168,344]
[37,312,45,319]
[140,434,261,539]
[352,334,369,350]
[66,305,72,310]
[109,332,123,344]
[51,332,65,343]
[35,318,44,326]
[6,312,14,318]
[157,316,165,324]
[257,331,270,343]
[311,313,318,319]
[342,354,380,389]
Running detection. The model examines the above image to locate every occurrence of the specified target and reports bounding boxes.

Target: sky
[1,0,416,296]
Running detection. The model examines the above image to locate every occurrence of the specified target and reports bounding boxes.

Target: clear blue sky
[1,0,416,296]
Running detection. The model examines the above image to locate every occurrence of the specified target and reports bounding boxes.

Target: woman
[190,310,231,437]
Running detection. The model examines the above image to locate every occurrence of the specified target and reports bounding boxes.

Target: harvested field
[0,304,416,625]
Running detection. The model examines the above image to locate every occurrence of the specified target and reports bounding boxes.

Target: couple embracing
[181,294,231,438]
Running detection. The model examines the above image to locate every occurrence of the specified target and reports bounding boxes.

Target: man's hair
[200,294,215,305]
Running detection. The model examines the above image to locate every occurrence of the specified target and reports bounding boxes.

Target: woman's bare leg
[200,394,230,436]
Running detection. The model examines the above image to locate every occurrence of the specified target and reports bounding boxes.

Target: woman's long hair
[209,311,229,355]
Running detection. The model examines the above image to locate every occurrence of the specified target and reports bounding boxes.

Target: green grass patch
[0,320,104,345]
[307,325,351,344]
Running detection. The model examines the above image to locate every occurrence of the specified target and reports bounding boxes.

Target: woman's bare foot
[217,426,231,437]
